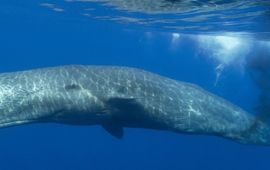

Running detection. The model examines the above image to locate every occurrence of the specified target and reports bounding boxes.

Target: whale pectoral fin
[101,97,143,138]
[106,97,143,115]
[102,122,124,139]
[106,97,137,110]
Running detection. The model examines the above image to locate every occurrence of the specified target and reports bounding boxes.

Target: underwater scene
[0,0,270,170]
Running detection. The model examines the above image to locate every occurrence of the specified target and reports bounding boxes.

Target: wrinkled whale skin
[0,65,269,145]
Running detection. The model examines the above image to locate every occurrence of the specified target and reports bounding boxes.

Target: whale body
[0,65,269,145]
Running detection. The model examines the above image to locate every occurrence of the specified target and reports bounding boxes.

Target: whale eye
[65,84,81,91]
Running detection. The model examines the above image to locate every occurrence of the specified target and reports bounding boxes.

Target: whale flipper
[106,97,139,112]
[102,122,124,139]
[101,97,145,138]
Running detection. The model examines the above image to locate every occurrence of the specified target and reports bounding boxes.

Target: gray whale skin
[0,65,269,145]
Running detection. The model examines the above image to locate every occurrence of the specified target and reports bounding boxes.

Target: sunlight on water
[64,0,264,14]
[40,0,270,39]
[196,35,251,84]
[197,35,251,65]
[159,31,270,85]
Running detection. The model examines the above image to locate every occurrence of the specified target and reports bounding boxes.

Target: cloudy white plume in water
[170,33,181,50]
[146,32,269,87]
[197,35,252,65]
[171,33,181,44]
[197,35,252,85]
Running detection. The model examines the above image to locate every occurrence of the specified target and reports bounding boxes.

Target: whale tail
[237,120,270,146]
[242,103,270,145]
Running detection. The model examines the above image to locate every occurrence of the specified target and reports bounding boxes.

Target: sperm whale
[0,65,269,145]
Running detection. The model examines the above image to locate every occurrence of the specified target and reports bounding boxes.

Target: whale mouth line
[0,119,36,129]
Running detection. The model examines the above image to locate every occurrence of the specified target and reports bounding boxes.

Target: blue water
[0,1,270,170]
